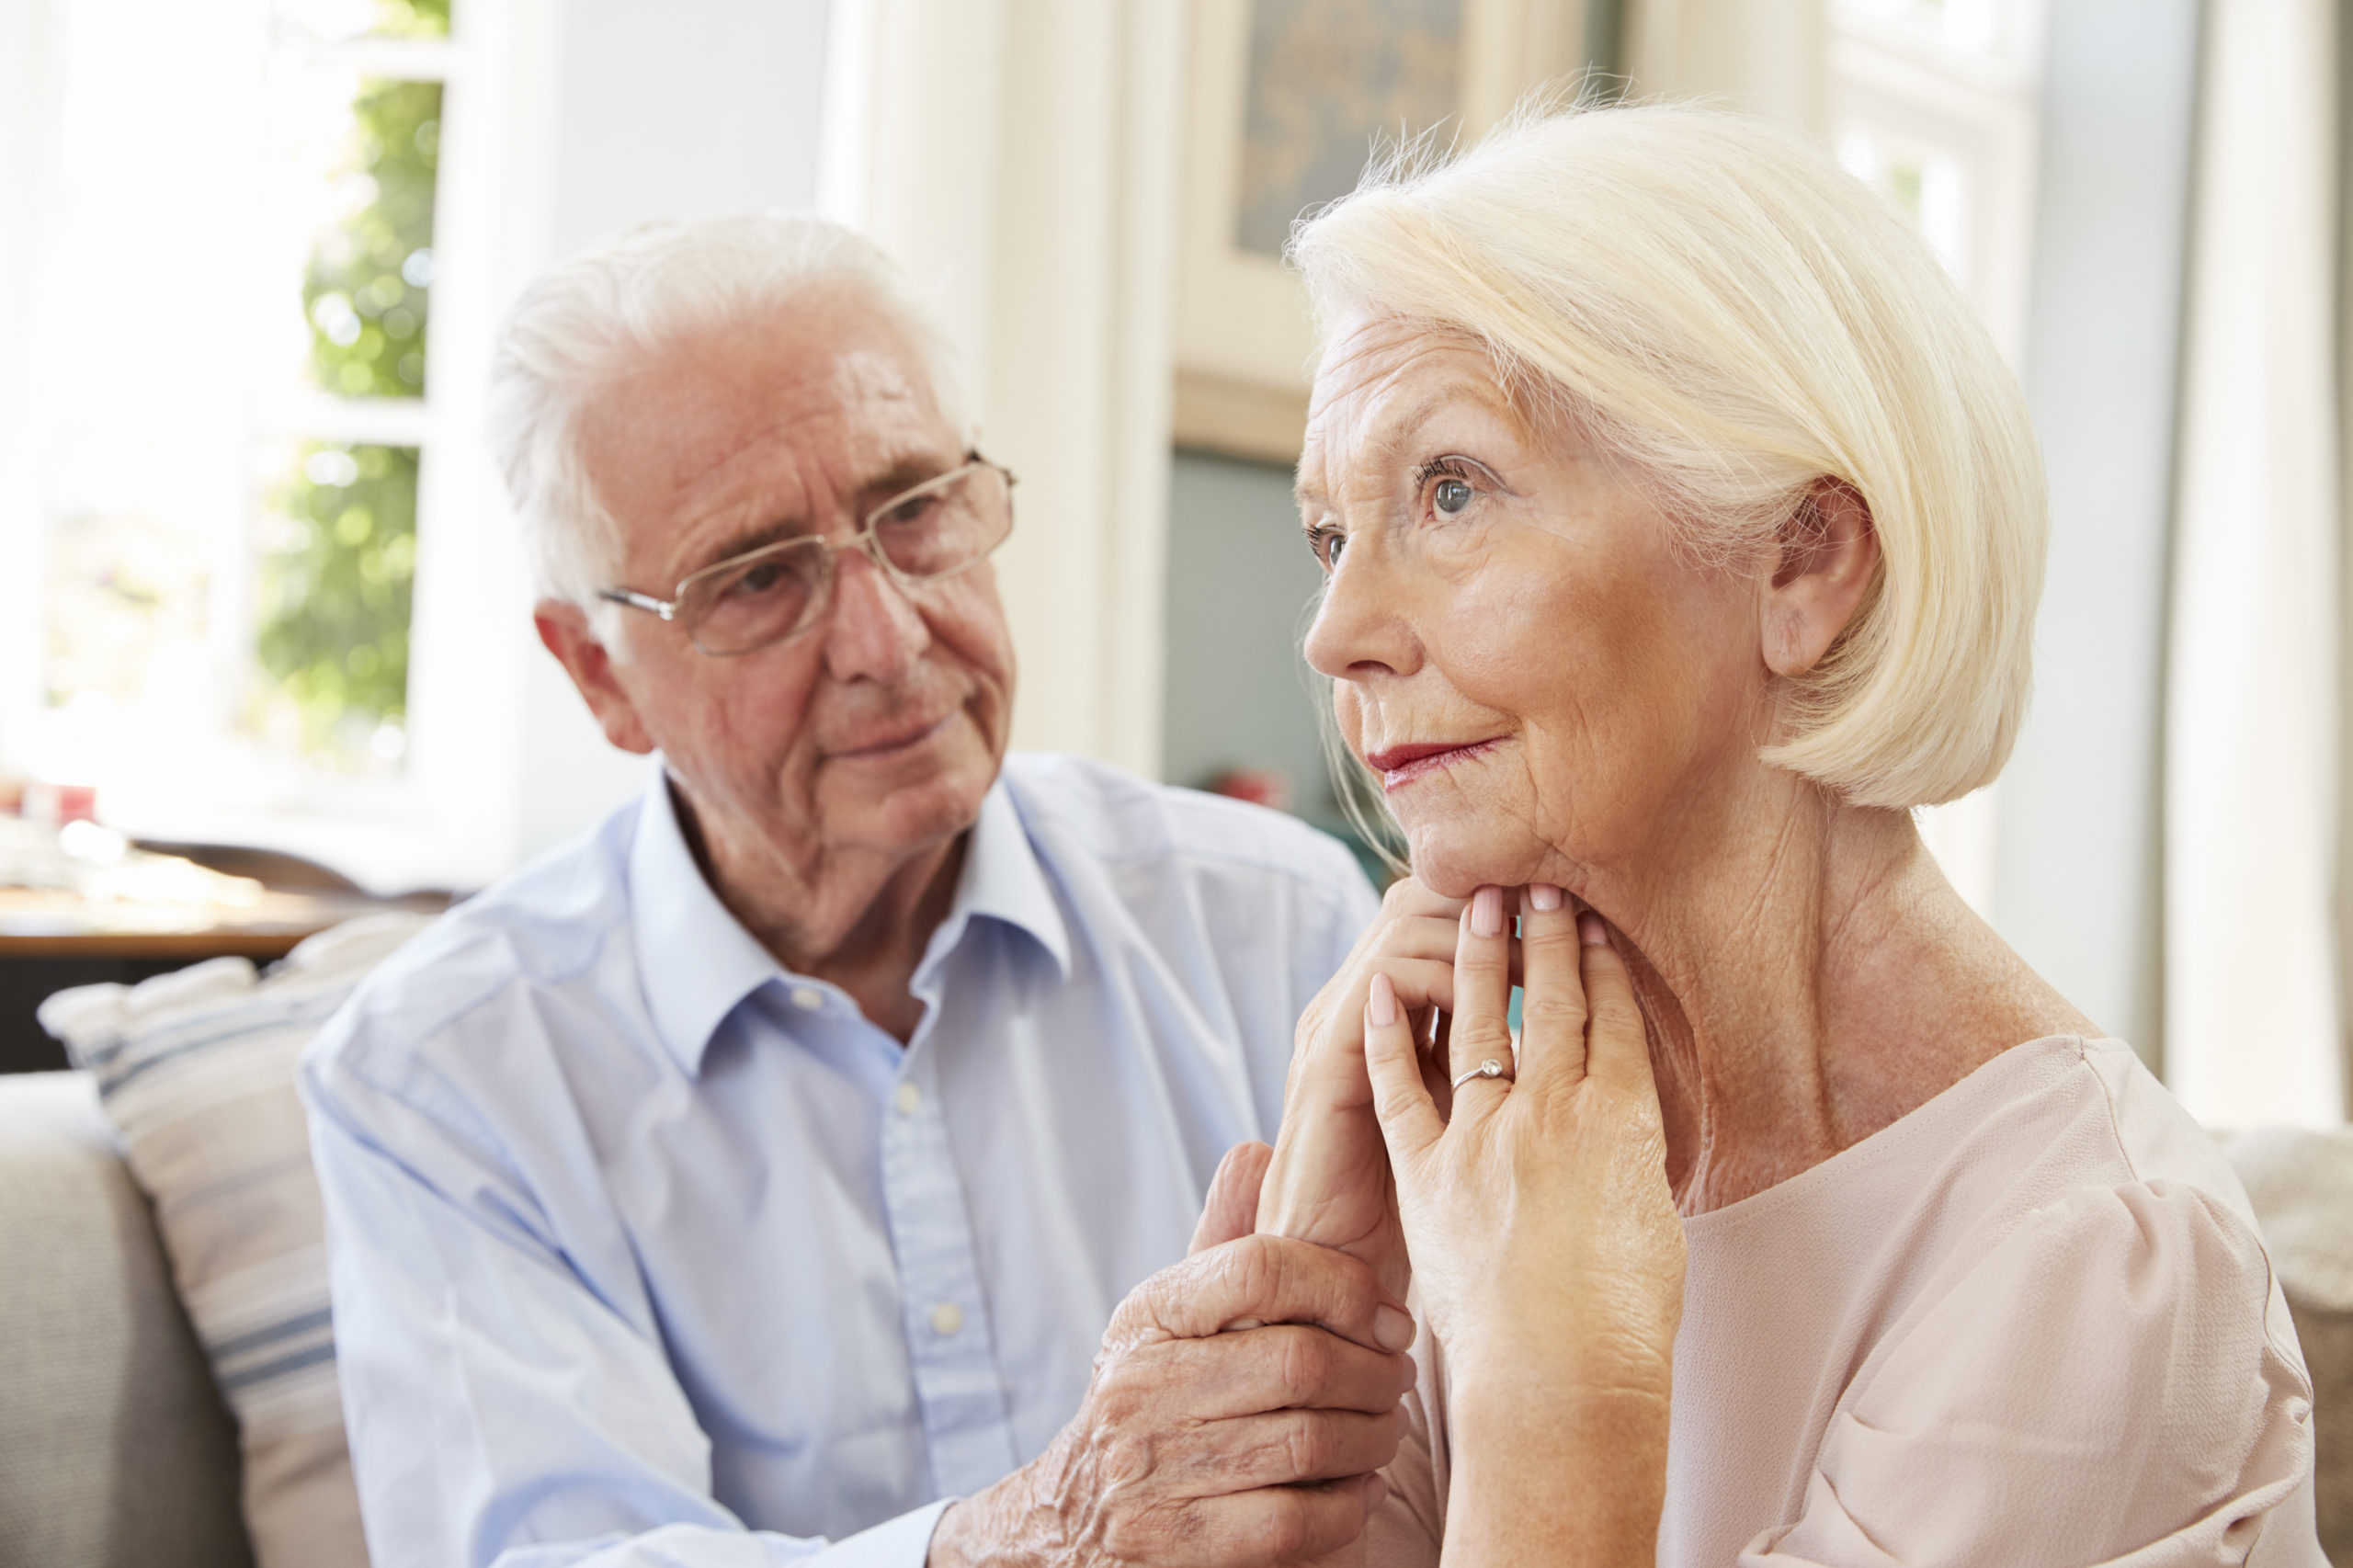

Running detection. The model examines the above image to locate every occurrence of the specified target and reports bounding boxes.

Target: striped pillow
[40,912,434,1568]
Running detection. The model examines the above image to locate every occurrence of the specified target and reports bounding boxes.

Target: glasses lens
[683,540,827,654]
[870,465,1012,580]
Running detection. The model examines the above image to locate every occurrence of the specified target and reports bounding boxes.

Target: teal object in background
[1160,450,1332,813]
[1160,450,1394,887]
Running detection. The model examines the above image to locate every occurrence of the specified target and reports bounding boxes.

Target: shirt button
[789,985,824,1012]
[929,1301,964,1336]
[893,1082,922,1116]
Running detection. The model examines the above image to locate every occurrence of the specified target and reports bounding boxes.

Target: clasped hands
[930,881,1683,1568]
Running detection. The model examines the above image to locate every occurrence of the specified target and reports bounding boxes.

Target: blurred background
[0,0,2345,1131]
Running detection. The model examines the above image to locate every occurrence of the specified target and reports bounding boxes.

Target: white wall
[1995,0,2201,1059]
[817,0,1186,780]
[505,0,835,866]
[0,0,62,773]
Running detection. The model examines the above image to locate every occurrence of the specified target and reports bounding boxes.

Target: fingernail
[1367,971,1400,1028]
[1365,1471,1391,1509]
[1529,882,1563,912]
[1472,885,1504,937]
[1578,911,1608,947]
[1374,1303,1415,1351]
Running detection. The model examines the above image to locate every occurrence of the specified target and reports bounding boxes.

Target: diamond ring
[1449,1058,1507,1091]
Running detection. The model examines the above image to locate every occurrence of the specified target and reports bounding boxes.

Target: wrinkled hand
[927,1153,1417,1568]
[1256,878,1470,1298]
[1363,885,1685,1562]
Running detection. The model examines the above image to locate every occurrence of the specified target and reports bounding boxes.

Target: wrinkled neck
[1569,776,2063,1214]
[675,778,965,1044]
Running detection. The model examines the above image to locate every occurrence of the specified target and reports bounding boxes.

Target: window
[6,0,482,885]
[1830,0,2046,910]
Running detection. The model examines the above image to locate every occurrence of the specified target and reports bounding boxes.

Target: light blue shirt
[301,752,1378,1568]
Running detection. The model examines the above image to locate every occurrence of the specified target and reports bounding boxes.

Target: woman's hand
[1256,877,1470,1299]
[1366,884,1686,1565]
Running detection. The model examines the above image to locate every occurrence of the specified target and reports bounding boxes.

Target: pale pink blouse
[1370,1036,2326,1566]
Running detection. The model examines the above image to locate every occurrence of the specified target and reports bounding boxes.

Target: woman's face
[1297,312,1768,899]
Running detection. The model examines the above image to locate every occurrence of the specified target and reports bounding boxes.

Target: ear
[1760,477,1879,678]
[534,600,657,755]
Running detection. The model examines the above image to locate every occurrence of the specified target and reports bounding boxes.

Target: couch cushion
[2222,1126,2353,1566]
[40,912,433,1568]
[0,1071,253,1568]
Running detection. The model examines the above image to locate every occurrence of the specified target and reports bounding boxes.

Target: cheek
[1331,682,1366,747]
[667,647,826,773]
[1431,542,1750,797]
[922,571,1017,690]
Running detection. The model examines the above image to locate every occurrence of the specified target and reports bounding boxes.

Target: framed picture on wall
[1174,0,1603,463]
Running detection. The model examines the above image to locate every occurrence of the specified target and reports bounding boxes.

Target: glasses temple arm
[597,587,679,620]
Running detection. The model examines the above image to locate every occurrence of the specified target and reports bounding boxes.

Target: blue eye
[1306,526,1347,574]
[1433,477,1474,516]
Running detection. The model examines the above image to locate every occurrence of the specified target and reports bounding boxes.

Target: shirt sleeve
[1293,837,1381,1005]
[301,1034,951,1568]
[1364,1369,1444,1568]
[1743,1179,2321,1568]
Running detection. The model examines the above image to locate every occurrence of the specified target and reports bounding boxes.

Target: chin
[1401,817,1551,899]
[835,729,999,853]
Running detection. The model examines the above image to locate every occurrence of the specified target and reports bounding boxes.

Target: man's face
[555,288,1016,890]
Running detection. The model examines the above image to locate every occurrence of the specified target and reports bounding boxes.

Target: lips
[1362,738,1502,791]
[831,711,955,760]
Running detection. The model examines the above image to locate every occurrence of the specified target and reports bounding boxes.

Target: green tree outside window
[302,76,439,399]
[258,62,443,766]
[367,0,450,38]
[256,443,417,758]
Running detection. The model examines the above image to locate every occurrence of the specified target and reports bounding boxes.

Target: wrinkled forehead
[1297,312,1534,499]
[578,289,964,567]
[602,290,949,464]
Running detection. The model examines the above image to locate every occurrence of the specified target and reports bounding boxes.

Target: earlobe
[534,601,657,755]
[1760,478,1879,679]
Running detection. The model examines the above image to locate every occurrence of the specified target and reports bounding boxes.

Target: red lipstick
[1362,738,1502,791]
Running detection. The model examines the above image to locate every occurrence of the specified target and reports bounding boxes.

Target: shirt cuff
[813,1499,955,1568]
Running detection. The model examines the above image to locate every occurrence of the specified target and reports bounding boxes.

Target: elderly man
[299,213,1401,1568]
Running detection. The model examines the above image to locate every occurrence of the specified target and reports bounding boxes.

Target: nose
[821,549,929,684]
[1302,538,1421,686]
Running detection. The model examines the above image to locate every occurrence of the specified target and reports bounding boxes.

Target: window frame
[0,0,556,892]
[1829,0,2049,915]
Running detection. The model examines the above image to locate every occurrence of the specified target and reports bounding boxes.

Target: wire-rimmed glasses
[597,456,1016,656]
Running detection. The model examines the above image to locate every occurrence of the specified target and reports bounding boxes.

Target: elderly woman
[1250,106,2322,1565]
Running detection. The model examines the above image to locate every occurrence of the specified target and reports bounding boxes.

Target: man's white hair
[486,212,968,607]
[1292,104,2047,812]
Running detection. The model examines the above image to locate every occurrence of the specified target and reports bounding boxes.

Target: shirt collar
[629,772,787,1078]
[628,767,1072,1077]
[917,777,1072,991]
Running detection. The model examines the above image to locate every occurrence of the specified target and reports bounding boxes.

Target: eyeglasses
[598,457,1016,656]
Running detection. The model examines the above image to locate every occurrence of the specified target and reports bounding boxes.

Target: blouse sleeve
[1741,1179,2320,1567]
[1363,1307,1445,1568]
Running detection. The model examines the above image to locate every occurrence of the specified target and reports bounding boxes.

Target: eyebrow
[1294,384,1506,508]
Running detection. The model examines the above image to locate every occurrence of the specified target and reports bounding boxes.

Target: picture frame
[1174,0,1599,463]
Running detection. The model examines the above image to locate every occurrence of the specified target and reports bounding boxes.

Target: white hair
[486,212,969,607]
[1291,104,2047,811]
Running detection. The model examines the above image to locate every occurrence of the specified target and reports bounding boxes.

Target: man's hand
[926,1219,1415,1568]
[1257,878,1470,1299]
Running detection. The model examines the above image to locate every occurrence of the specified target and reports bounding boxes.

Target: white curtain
[1623,0,1830,131]
[2165,0,2347,1129]
[818,0,1186,777]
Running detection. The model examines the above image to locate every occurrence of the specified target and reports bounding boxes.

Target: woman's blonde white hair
[487,212,967,607]
[1292,103,2046,810]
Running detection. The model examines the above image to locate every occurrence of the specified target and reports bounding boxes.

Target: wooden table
[0,887,437,1074]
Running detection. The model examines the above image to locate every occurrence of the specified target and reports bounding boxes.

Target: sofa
[0,1070,253,1568]
[0,929,2347,1566]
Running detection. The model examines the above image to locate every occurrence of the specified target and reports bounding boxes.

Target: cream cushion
[0,1071,252,1568]
[39,912,435,1568]
[2222,1127,2353,1564]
